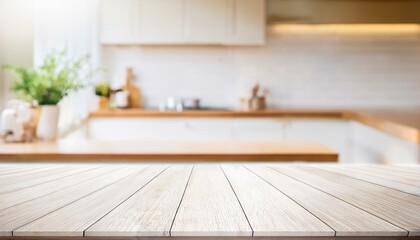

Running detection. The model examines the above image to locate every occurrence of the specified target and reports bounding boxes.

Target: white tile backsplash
[102,25,420,109]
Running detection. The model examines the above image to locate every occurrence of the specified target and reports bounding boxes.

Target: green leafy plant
[95,82,111,98]
[2,51,94,105]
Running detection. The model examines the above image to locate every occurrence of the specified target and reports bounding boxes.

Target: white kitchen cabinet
[226,0,266,45]
[351,122,420,164]
[231,119,283,141]
[88,118,184,141]
[99,0,265,45]
[88,118,232,141]
[100,0,135,44]
[185,0,229,43]
[86,116,419,163]
[88,117,283,141]
[137,0,186,44]
[183,119,232,141]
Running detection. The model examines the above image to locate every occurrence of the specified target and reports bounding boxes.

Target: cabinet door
[183,119,233,141]
[232,119,284,141]
[185,0,229,43]
[88,118,189,141]
[138,0,185,43]
[100,0,134,44]
[227,0,265,45]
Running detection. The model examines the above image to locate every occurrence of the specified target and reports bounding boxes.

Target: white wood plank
[0,164,57,176]
[313,165,420,196]
[349,166,420,186]
[270,165,420,236]
[14,165,167,237]
[372,165,420,176]
[0,165,100,194]
[368,164,420,176]
[328,165,420,183]
[1,164,420,238]
[246,165,407,237]
[86,165,192,237]
[222,165,334,237]
[171,165,252,237]
[0,165,65,179]
[0,165,123,211]
[0,165,142,237]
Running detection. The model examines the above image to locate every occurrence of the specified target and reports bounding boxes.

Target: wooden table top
[90,108,420,143]
[0,163,419,238]
[0,140,338,162]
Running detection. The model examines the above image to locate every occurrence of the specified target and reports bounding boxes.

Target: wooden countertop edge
[343,111,420,143]
[89,109,345,118]
[89,109,420,143]
[0,237,411,240]
[0,153,338,162]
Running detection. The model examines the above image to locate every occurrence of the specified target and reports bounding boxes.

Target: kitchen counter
[0,140,338,162]
[90,108,420,143]
[343,109,420,143]
[90,108,345,118]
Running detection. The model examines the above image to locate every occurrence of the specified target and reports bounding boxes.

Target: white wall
[102,24,420,109]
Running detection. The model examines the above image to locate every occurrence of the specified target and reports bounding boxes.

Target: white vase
[36,105,60,141]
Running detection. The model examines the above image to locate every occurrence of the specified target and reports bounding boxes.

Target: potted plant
[95,82,111,110]
[2,51,92,141]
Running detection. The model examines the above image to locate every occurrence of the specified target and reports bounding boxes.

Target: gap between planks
[268,165,419,236]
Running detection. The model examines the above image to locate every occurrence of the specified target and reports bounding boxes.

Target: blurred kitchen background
[2,0,420,113]
[1,0,420,164]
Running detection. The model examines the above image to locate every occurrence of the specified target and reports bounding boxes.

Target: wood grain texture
[269,165,420,236]
[222,165,334,237]
[0,140,338,162]
[365,165,420,176]
[0,164,59,176]
[14,165,167,237]
[171,165,252,237]
[0,165,139,237]
[0,166,121,210]
[350,165,420,186]
[0,164,72,179]
[0,236,411,240]
[0,165,99,194]
[0,164,419,238]
[246,165,407,237]
[312,165,420,196]
[86,165,192,237]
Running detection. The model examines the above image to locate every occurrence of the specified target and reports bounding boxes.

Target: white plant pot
[36,105,60,141]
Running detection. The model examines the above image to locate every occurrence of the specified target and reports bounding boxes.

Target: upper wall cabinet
[185,0,229,43]
[100,0,266,45]
[227,0,266,45]
[137,0,186,44]
[100,0,135,44]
